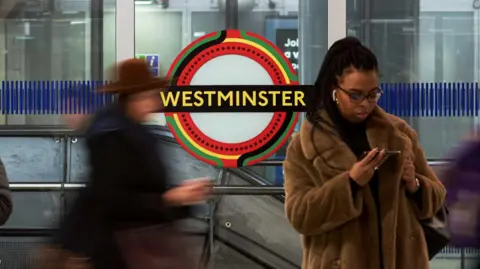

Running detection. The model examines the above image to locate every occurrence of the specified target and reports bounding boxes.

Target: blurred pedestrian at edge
[38,58,211,269]
[0,155,12,225]
[443,131,480,269]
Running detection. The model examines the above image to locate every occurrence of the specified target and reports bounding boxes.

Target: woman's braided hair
[306,36,379,125]
[306,37,379,155]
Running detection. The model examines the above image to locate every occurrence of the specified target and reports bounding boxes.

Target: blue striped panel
[376,82,480,117]
[0,81,480,116]
[0,80,108,114]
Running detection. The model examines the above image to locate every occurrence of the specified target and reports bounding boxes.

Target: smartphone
[361,150,401,166]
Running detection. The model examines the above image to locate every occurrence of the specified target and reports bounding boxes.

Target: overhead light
[24,22,30,36]
[194,32,206,37]
[70,20,86,25]
[135,0,153,5]
[15,36,34,40]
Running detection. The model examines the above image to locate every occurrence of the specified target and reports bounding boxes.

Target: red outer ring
[167,31,219,79]
[174,41,288,156]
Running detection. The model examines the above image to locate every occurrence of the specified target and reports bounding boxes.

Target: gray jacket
[0,158,12,225]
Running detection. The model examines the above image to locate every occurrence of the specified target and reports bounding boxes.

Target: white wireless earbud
[332,90,337,102]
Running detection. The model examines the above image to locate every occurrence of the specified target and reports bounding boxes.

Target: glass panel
[347,2,478,159]
[69,137,89,182]
[68,136,216,216]
[158,142,219,184]
[2,192,61,228]
[135,0,229,126]
[347,0,478,266]
[0,137,64,182]
[0,0,116,126]
[135,0,187,126]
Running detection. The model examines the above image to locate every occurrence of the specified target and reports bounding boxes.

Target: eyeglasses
[336,86,383,103]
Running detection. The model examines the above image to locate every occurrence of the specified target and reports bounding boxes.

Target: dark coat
[444,139,480,248]
[55,104,190,269]
[0,157,12,225]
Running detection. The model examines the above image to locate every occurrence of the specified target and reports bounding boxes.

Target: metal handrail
[253,160,285,166]
[6,157,449,193]
[0,125,454,166]
[8,183,285,195]
[0,126,76,137]
[253,160,449,166]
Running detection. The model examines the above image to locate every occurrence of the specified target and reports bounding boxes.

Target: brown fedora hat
[101,58,168,94]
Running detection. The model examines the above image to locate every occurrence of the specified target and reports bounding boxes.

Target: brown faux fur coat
[283,107,446,269]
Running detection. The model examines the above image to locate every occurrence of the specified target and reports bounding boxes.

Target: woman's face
[334,69,380,123]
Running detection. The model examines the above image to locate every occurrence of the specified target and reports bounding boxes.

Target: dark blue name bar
[0,81,479,117]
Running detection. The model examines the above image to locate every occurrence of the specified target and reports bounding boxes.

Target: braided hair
[306,37,378,155]
[306,37,378,125]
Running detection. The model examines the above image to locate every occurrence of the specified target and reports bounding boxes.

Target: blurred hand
[163,178,212,206]
[65,257,92,269]
[36,245,91,269]
[349,148,386,186]
[402,158,418,193]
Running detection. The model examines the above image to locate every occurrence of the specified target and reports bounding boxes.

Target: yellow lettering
[161,89,305,110]
[203,91,215,106]
[294,91,306,106]
[182,91,193,106]
[218,91,233,106]
[243,91,255,106]
[160,91,180,107]
[282,91,292,106]
[268,91,280,106]
[193,91,203,106]
[258,91,268,106]
[236,91,240,106]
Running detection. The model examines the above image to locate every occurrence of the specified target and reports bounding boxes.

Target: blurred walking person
[0,156,12,225]
[443,132,480,269]
[42,58,211,269]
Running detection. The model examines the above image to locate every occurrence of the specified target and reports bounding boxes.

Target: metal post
[298,0,328,85]
[115,0,134,62]
[60,135,68,223]
[46,0,54,80]
[207,169,226,267]
[207,197,215,268]
[90,0,104,81]
[327,0,347,48]
[225,0,239,29]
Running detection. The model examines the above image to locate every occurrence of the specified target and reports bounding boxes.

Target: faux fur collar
[299,106,413,164]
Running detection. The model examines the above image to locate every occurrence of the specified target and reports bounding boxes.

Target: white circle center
[190,55,274,144]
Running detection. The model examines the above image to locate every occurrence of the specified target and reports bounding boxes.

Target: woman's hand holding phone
[349,148,386,186]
